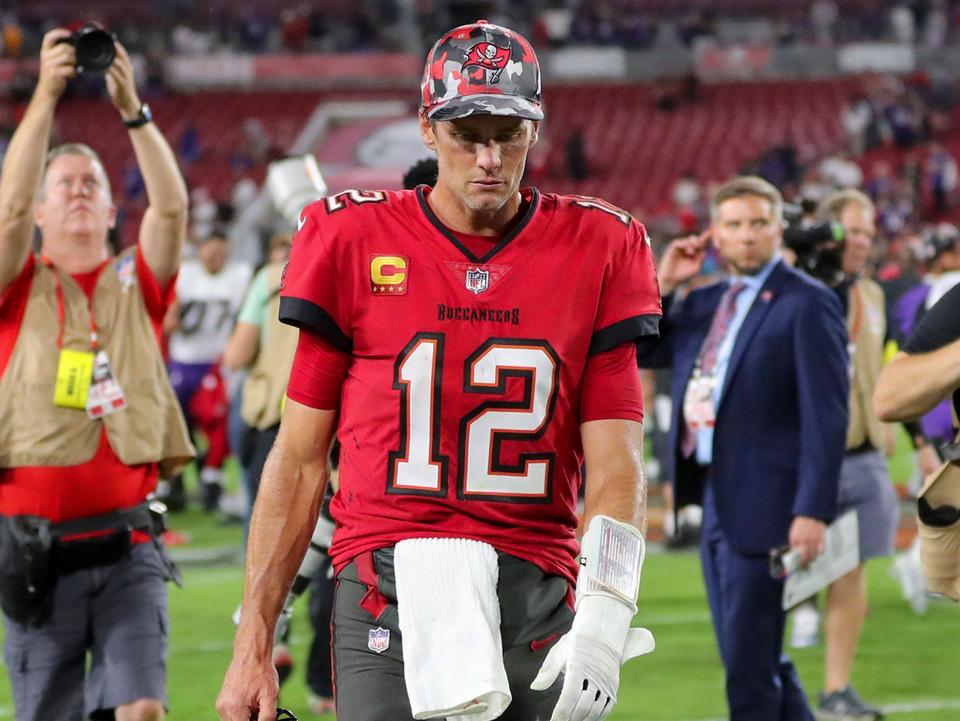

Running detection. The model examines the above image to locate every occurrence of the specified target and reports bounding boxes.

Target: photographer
[0,28,191,721]
[799,189,898,720]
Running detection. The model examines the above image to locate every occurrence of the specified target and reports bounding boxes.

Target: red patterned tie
[681,281,745,458]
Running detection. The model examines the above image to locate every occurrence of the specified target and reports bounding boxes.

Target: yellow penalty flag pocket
[54,348,95,409]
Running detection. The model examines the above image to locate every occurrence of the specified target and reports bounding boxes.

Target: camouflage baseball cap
[421,20,543,121]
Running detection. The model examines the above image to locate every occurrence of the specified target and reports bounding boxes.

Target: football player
[218,20,661,721]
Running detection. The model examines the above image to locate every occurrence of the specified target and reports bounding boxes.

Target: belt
[52,501,179,582]
[845,441,876,456]
[53,501,162,541]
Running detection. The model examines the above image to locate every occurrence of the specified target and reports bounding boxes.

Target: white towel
[394,537,510,721]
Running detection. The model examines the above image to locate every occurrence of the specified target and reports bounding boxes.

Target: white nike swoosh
[298,214,307,231]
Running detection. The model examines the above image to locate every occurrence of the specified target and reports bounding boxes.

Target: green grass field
[2,546,958,719]
[1,441,958,720]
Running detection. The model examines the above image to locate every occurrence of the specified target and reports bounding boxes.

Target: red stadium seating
[44,79,865,243]
[49,89,409,244]
[55,90,326,198]
[542,78,863,213]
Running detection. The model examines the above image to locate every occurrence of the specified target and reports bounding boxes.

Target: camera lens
[74,26,116,74]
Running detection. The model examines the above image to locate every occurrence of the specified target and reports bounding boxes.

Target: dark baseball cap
[420,20,543,122]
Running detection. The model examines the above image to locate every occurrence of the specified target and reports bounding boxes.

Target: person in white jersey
[165,227,251,511]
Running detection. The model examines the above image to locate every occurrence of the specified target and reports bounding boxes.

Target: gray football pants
[332,547,574,721]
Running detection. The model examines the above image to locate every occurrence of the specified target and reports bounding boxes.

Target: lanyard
[848,282,863,342]
[40,255,100,351]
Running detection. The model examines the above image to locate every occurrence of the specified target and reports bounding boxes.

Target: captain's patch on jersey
[368,626,391,654]
[370,255,408,295]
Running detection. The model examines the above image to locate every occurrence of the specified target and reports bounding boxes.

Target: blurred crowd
[2,8,959,446]
[652,71,960,309]
[0,0,958,61]
[6,11,960,720]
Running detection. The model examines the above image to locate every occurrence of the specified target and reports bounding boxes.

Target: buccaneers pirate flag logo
[463,42,511,83]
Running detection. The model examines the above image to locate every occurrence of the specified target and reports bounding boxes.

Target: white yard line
[2,694,958,718]
[180,567,243,586]
[642,611,712,626]
[169,633,310,655]
[883,698,960,714]
[171,639,235,654]
[661,698,960,721]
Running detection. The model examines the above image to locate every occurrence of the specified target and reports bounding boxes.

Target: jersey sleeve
[580,341,644,422]
[590,219,662,355]
[278,203,354,353]
[0,253,34,316]
[286,327,351,410]
[135,245,177,323]
[0,254,35,378]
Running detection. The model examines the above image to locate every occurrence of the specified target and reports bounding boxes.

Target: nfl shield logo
[465,267,489,295]
[114,254,137,292]
[368,626,390,654]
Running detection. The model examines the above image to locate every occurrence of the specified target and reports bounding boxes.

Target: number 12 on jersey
[388,332,560,502]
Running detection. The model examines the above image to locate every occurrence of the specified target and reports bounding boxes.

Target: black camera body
[59,23,116,74]
[782,203,846,286]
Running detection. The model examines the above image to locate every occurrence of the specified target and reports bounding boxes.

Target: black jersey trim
[589,313,661,355]
[416,185,541,264]
[278,296,353,354]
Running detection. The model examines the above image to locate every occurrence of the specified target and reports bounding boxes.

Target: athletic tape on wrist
[577,515,645,607]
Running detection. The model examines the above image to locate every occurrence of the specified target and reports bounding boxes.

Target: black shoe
[156,475,186,513]
[273,644,294,688]
[200,481,222,514]
[817,685,883,720]
[665,523,701,550]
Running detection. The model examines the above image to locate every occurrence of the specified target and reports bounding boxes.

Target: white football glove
[530,595,655,721]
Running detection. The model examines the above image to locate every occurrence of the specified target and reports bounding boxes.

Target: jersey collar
[415,185,541,265]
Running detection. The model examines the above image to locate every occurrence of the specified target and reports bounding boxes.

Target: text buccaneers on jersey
[279,186,662,586]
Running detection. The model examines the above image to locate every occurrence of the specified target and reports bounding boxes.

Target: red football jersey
[280,186,661,586]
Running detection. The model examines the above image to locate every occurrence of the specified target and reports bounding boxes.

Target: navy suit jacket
[637,261,850,554]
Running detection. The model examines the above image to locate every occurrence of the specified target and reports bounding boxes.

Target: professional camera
[782,202,846,286]
[266,155,327,229]
[59,23,116,74]
[923,222,960,261]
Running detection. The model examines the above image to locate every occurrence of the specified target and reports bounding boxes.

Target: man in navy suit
[637,176,849,721]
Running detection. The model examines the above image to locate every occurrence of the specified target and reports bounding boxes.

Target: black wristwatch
[124,102,152,129]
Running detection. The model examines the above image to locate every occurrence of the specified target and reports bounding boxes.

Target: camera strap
[847,282,863,342]
[40,255,101,353]
[41,256,129,419]
[52,502,156,541]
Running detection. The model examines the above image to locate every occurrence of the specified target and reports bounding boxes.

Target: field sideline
[1,438,956,719]
[2,549,957,720]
